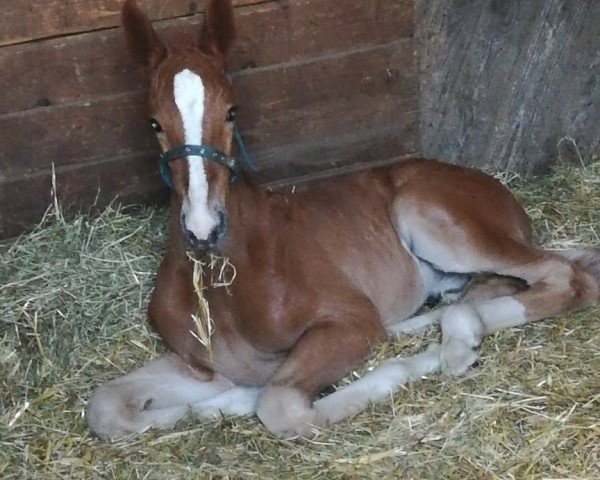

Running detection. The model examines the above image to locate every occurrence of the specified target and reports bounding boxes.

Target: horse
[86,0,600,440]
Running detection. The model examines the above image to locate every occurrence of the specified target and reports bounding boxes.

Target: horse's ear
[121,0,167,68]
[199,0,236,61]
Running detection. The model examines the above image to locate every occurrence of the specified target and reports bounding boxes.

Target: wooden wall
[0,0,418,239]
[4,0,598,240]
[416,0,600,174]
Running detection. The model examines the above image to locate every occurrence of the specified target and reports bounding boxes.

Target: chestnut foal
[87,0,600,439]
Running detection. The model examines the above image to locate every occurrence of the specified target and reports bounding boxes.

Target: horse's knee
[87,381,136,439]
[256,386,321,439]
[86,380,186,440]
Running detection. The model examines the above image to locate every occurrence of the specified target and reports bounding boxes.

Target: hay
[2,158,600,479]
[188,252,237,361]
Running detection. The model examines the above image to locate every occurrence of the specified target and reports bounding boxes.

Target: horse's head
[122,0,237,251]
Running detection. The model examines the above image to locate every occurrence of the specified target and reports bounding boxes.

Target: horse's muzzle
[183,211,226,252]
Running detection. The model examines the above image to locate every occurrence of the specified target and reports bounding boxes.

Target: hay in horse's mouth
[187,252,237,361]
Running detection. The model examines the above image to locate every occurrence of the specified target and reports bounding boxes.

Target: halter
[159,144,233,189]
[158,132,256,189]
[158,73,256,189]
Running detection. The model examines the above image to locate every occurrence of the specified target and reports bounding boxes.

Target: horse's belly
[366,251,430,325]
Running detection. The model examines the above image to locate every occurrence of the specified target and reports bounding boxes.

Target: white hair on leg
[191,386,261,418]
[439,297,526,376]
[86,354,235,439]
[313,345,441,425]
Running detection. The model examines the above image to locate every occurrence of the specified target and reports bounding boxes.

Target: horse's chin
[193,244,222,258]
[187,246,213,258]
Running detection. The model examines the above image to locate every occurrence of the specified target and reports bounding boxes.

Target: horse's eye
[150,118,163,133]
[226,107,237,123]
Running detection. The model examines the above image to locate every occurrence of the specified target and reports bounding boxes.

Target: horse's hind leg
[87,353,247,439]
[404,238,598,375]
[387,274,527,336]
[391,173,600,376]
[438,253,598,375]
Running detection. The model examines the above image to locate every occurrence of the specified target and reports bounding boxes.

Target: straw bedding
[1,158,599,479]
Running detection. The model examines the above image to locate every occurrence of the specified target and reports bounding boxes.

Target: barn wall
[416,0,600,174]
[0,0,418,239]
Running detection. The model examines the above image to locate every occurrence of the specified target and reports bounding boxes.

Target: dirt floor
[1,159,600,479]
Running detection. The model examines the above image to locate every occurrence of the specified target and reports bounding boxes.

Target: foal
[87,0,600,439]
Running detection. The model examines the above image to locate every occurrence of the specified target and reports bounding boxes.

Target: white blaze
[173,69,217,241]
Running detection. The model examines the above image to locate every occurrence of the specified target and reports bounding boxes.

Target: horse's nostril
[208,211,227,245]
[186,229,198,246]
[183,213,226,250]
[186,229,210,251]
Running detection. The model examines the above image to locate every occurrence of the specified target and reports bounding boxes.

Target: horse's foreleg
[386,309,443,336]
[191,385,261,418]
[314,343,440,424]
[256,303,386,438]
[87,353,236,439]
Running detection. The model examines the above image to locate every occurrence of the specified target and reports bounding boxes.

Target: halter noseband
[158,144,240,189]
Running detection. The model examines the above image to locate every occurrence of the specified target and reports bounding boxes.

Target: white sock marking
[439,296,526,375]
[314,346,441,425]
[173,69,217,241]
[191,387,260,418]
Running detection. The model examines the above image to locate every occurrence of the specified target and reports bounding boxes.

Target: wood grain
[235,40,417,155]
[0,152,167,239]
[0,0,413,115]
[1,40,416,180]
[416,0,600,174]
[0,0,267,47]
[254,116,418,182]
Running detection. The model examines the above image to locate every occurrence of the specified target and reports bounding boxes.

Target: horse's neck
[227,178,264,221]
[224,179,268,250]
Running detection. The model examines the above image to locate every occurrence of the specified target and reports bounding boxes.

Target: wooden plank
[0,0,267,47]
[0,92,154,180]
[235,41,417,151]
[231,0,414,69]
[0,132,418,239]
[0,0,414,115]
[0,152,168,239]
[264,152,420,190]
[1,40,416,180]
[254,113,418,182]
[416,0,600,174]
